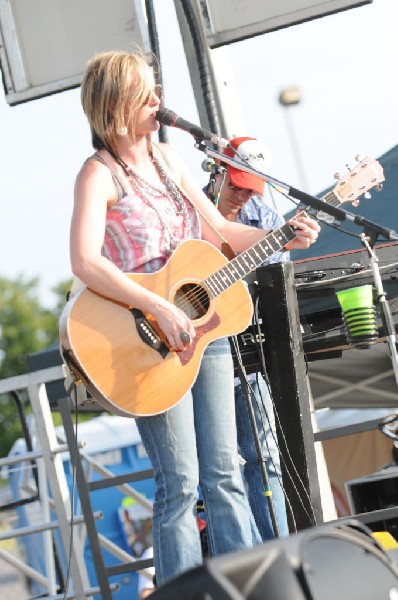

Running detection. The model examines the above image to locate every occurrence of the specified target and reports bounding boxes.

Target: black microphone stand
[360,233,398,389]
[203,144,398,243]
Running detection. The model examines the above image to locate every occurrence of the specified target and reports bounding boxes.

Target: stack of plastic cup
[336,285,378,349]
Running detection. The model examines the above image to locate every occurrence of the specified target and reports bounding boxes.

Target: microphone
[201,158,226,175]
[201,158,215,172]
[156,107,229,148]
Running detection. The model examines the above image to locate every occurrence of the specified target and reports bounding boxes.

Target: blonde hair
[81,49,157,157]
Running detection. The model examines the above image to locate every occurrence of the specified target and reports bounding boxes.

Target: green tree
[0,275,72,456]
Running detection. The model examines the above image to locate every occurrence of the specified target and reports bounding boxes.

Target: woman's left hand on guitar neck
[284,214,320,251]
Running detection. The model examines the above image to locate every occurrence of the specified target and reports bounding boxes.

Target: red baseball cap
[223,137,272,196]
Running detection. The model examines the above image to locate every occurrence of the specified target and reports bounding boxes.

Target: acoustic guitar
[59,157,384,417]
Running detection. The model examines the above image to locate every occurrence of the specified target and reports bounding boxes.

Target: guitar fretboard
[205,220,296,298]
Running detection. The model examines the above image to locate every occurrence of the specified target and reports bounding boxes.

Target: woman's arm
[70,159,196,349]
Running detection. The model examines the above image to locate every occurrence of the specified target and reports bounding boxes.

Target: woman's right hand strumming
[151,297,196,352]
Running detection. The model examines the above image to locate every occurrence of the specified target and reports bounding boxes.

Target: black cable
[250,358,298,533]
[0,391,40,511]
[231,335,280,538]
[7,391,66,593]
[61,387,79,600]
[250,297,317,528]
[145,0,168,143]
[175,0,221,135]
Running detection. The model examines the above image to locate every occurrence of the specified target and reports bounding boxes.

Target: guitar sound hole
[175,283,210,320]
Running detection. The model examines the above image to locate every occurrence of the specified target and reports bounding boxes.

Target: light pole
[278,86,310,191]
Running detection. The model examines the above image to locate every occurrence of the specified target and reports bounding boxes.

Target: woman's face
[127,75,162,138]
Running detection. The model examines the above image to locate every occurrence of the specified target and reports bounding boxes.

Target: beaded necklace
[117,151,193,251]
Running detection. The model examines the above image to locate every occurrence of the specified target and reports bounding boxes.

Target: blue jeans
[136,339,261,585]
[235,373,289,540]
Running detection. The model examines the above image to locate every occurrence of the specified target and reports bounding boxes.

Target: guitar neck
[203,154,385,299]
[205,220,296,298]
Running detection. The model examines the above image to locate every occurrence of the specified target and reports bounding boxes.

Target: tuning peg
[355,154,364,162]
[334,172,341,180]
[374,183,383,192]
[364,192,371,199]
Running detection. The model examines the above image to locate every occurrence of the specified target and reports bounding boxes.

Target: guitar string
[177,231,292,310]
[172,227,294,316]
[179,226,294,311]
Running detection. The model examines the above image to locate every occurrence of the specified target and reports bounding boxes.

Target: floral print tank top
[102,187,201,274]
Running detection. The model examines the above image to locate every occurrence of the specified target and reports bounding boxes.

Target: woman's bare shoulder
[75,154,118,204]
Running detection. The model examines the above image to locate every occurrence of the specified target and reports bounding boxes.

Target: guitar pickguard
[178,311,221,366]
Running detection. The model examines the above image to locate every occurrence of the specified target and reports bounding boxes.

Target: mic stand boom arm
[361,234,398,391]
[204,146,398,242]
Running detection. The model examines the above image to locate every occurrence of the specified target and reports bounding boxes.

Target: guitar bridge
[130,308,169,358]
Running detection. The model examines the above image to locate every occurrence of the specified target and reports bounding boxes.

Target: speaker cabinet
[346,467,398,539]
[151,520,398,599]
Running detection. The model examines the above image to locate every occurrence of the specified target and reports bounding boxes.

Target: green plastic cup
[336,285,374,312]
[336,285,378,348]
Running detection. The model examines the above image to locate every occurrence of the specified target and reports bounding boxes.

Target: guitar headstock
[333,156,385,207]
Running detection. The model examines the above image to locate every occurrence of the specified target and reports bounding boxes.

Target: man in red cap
[204,136,290,540]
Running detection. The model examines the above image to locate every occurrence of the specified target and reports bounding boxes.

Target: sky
[0,0,397,307]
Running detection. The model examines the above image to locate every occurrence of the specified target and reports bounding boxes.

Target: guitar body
[60,239,253,417]
[59,155,384,417]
